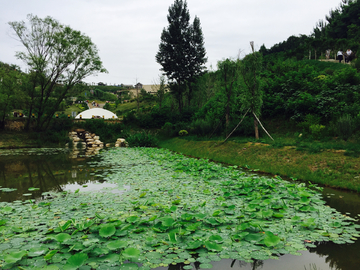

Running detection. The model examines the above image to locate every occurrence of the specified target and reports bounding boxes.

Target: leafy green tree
[0,64,24,129]
[9,14,107,130]
[239,48,263,139]
[217,59,241,131]
[156,0,207,112]
[152,75,167,109]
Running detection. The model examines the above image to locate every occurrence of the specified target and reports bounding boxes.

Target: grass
[116,100,156,114]
[0,131,39,148]
[158,136,360,192]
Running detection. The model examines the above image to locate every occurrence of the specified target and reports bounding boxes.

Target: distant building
[120,84,133,89]
[135,82,143,89]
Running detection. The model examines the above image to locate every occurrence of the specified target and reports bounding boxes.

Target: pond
[0,147,359,270]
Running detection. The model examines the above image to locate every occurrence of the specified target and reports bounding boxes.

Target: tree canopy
[9,14,107,130]
[156,0,207,111]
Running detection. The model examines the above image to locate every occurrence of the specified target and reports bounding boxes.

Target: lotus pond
[0,147,360,270]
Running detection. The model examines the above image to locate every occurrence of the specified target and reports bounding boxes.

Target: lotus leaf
[120,263,139,269]
[204,241,222,252]
[64,253,88,269]
[107,240,127,250]
[4,250,27,263]
[186,241,203,250]
[122,247,141,261]
[199,263,213,269]
[99,224,116,238]
[54,233,71,243]
[126,216,139,223]
[28,246,49,257]
[161,217,175,227]
[264,232,281,247]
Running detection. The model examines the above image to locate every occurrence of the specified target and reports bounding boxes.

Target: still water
[0,148,359,270]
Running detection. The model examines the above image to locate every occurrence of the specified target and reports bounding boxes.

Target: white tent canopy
[75,108,118,119]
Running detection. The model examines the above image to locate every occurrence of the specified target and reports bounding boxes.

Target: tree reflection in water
[0,149,99,202]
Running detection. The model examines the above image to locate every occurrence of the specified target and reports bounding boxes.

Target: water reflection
[0,148,101,202]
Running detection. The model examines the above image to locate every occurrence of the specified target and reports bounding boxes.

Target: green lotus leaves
[264,231,281,247]
[160,217,175,227]
[44,250,58,261]
[99,224,116,238]
[208,235,223,243]
[122,247,141,261]
[126,215,139,223]
[64,253,88,270]
[4,250,27,263]
[28,246,49,257]
[54,233,71,243]
[186,241,203,250]
[0,147,359,269]
[119,263,139,270]
[244,233,265,243]
[2,206,13,214]
[204,241,223,252]
[107,240,127,250]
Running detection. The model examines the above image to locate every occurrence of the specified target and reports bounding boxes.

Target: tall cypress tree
[156,0,207,111]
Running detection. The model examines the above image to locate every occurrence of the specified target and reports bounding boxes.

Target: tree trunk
[254,117,259,139]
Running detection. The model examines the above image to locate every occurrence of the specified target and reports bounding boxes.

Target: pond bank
[158,138,360,192]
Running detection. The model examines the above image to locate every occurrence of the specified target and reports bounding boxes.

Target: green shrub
[190,118,214,136]
[161,122,174,137]
[309,124,325,140]
[179,130,188,136]
[126,131,158,147]
[76,119,126,143]
[297,114,321,132]
[335,114,354,141]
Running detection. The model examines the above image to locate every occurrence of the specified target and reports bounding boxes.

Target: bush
[76,119,126,143]
[126,131,158,147]
[335,114,354,141]
[309,124,326,140]
[190,118,214,136]
[179,130,188,136]
[161,122,175,137]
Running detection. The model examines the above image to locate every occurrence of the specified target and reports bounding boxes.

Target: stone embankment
[67,129,127,157]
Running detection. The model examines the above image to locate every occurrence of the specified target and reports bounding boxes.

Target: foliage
[0,147,359,269]
[261,59,360,123]
[309,124,326,140]
[178,130,188,136]
[239,51,263,117]
[156,0,207,111]
[76,119,126,143]
[217,59,241,129]
[8,14,107,131]
[151,75,167,109]
[126,131,158,147]
[334,114,354,141]
[0,63,24,129]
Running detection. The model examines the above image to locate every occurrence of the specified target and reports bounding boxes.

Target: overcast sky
[1,0,342,85]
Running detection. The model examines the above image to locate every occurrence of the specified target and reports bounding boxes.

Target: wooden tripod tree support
[252,112,274,141]
[223,108,250,142]
[223,109,274,143]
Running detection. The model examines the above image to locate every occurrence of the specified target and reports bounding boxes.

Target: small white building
[75,108,118,119]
